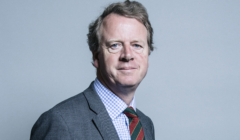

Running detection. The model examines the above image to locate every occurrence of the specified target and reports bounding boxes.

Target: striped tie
[124,107,145,140]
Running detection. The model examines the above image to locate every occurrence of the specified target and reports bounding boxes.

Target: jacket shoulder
[49,92,88,114]
[30,92,90,140]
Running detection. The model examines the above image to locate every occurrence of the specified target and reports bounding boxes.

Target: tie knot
[123,107,138,118]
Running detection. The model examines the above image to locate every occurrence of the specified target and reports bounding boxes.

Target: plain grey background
[0,0,240,140]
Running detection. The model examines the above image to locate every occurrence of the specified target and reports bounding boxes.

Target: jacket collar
[83,82,120,140]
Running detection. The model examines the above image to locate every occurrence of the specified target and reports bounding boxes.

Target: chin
[116,77,140,87]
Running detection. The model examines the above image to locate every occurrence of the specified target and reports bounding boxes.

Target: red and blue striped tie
[124,107,145,140]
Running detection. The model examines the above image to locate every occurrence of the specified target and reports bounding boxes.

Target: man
[30,0,155,140]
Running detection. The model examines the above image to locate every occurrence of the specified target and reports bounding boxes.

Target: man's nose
[119,44,134,62]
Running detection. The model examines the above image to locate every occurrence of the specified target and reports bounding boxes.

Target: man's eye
[111,44,118,48]
[134,44,140,47]
[108,43,122,53]
[133,44,142,48]
[110,43,122,49]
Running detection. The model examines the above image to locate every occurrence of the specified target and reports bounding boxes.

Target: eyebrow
[131,39,145,45]
[106,39,121,43]
[106,39,145,45]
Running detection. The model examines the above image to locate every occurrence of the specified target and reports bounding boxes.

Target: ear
[93,59,99,68]
[92,51,99,68]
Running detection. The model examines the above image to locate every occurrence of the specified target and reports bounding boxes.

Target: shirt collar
[93,78,136,120]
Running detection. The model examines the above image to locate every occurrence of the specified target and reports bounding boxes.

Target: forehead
[99,14,147,41]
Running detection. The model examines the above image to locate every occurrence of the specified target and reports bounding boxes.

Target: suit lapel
[84,82,120,140]
[137,110,154,140]
[92,111,120,140]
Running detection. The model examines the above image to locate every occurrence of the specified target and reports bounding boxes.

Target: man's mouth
[118,67,136,70]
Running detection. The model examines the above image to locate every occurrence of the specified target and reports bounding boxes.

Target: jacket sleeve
[30,110,71,140]
[150,118,155,140]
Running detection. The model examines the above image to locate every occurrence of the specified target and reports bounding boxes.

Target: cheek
[139,54,149,64]
[138,54,149,73]
[106,57,117,70]
[101,53,117,69]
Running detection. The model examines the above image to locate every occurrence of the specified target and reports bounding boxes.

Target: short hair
[87,0,154,56]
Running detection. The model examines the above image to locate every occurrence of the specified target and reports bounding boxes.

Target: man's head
[88,0,154,55]
[87,0,154,95]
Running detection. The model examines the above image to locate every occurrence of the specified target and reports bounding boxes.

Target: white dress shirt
[94,78,136,140]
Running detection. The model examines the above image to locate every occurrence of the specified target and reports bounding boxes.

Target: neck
[97,76,137,106]
[111,84,136,106]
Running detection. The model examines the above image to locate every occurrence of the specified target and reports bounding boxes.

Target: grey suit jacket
[30,82,155,140]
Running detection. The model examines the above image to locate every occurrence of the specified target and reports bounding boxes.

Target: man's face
[93,13,149,90]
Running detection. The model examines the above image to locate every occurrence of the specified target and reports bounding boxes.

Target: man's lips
[117,67,137,70]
